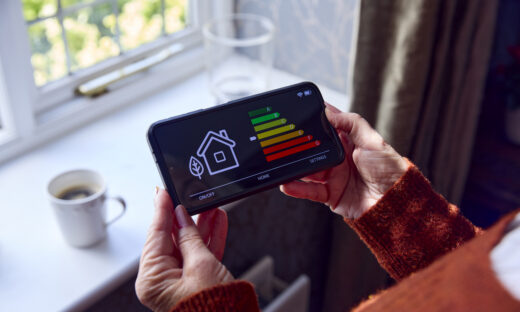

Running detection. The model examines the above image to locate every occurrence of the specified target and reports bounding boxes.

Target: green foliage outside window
[21,0,187,86]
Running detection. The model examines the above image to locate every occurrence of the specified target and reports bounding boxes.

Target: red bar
[263,135,313,155]
[266,140,321,162]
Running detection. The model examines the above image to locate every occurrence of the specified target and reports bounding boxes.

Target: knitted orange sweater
[171,164,520,311]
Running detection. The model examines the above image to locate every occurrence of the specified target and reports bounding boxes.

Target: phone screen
[149,83,343,214]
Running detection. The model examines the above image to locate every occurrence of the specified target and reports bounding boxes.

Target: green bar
[248,106,272,117]
[257,124,296,139]
[251,112,280,125]
[254,118,287,132]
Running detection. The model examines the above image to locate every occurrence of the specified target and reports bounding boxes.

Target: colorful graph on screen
[248,106,321,162]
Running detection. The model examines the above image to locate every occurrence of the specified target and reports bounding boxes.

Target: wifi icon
[297,92,303,98]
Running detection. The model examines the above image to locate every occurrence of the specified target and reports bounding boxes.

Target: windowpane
[22,0,57,21]
[118,0,163,51]
[165,0,187,34]
[28,19,67,86]
[21,0,190,87]
[64,3,120,71]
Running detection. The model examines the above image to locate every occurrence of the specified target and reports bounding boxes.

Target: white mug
[47,169,126,248]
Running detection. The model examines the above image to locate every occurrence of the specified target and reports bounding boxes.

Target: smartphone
[147,82,344,215]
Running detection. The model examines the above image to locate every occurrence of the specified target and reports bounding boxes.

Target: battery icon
[304,90,312,96]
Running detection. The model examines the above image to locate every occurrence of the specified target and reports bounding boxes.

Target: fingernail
[175,205,193,228]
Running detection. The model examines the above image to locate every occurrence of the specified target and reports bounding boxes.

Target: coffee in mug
[56,185,98,200]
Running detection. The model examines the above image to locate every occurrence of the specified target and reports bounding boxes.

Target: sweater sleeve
[345,163,482,281]
[171,281,260,312]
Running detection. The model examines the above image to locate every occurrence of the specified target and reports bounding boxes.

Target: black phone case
[147,82,345,215]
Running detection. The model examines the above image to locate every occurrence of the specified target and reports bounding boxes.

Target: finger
[325,108,357,134]
[325,109,383,150]
[197,208,218,246]
[280,180,329,203]
[151,188,174,232]
[207,208,228,261]
[142,188,177,259]
[173,205,209,264]
[324,102,342,113]
[300,170,329,183]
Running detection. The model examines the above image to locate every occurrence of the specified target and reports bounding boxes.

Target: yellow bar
[257,124,295,140]
[260,130,304,147]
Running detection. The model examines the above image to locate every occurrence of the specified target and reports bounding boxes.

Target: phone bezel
[147,82,345,215]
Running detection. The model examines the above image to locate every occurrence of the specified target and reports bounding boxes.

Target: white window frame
[0,0,233,164]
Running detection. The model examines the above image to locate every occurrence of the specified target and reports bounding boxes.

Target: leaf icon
[189,156,204,180]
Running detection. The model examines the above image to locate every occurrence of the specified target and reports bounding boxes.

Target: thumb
[173,205,208,263]
[325,107,359,134]
[325,108,383,150]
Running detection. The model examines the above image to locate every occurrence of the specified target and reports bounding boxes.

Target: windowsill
[0,69,348,311]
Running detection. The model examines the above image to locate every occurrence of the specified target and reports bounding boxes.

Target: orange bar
[266,140,321,162]
[263,135,313,155]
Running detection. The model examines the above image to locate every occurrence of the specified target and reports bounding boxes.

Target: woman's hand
[280,104,409,219]
[135,188,233,311]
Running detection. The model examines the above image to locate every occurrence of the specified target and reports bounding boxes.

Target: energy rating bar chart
[248,106,320,161]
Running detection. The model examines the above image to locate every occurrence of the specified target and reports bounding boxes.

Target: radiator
[240,256,311,312]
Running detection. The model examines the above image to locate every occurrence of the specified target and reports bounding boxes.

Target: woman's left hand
[135,188,233,312]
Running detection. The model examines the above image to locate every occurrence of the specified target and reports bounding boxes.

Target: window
[22,0,202,113]
[22,0,189,87]
[0,1,232,164]
[214,151,226,163]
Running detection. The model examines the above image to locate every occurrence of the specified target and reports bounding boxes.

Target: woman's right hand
[280,104,409,219]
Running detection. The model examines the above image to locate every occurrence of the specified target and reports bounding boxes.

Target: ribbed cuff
[171,281,259,312]
[345,163,480,280]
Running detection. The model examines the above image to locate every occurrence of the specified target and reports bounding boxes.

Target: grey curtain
[348,0,499,204]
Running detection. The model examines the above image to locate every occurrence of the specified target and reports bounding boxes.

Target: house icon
[196,130,239,175]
